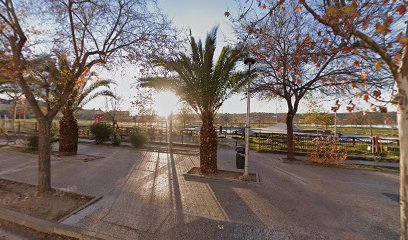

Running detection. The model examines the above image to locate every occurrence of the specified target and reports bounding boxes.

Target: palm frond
[139,76,179,91]
[76,79,116,105]
[78,90,115,109]
[141,26,246,121]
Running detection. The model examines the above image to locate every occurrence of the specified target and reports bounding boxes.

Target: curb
[58,196,102,223]
[183,168,260,184]
[279,157,399,169]
[78,139,199,155]
[0,207,113,240]
[345,162,399,169]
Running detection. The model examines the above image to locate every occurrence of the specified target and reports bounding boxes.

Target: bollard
[371,136,380,154]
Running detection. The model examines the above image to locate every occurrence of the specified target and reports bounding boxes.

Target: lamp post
[334,111,337,134]
[331,100,340,135]
[243,57,256,177]
[168,111,173,151]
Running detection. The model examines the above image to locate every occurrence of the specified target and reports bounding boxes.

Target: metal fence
[255,133,400,158]
[1,118,400,158]
[78,121,200,145]
[0,119,39,133]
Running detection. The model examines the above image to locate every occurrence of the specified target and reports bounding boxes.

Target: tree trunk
[37,119,52,194]
[398,67,408,240]
[199,117,217,174]
[59,113,78,155]
[286,112,295,161]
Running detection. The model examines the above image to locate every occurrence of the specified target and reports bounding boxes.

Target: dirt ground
[0,179,93,222]
[0,219,77,240]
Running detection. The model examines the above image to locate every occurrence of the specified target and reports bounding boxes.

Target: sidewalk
[0,144,399,239]
[62,151,284,239]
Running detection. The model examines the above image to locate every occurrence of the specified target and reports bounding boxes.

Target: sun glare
[153,91,180,117]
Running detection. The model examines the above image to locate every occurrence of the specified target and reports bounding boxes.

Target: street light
[243,57,256,178]
[331,100,341,135]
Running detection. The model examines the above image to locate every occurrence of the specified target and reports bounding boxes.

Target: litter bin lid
[235,146,245,153]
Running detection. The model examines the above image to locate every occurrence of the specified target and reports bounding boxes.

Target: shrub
[308,136,347,166]
[26,135,39,151]
[90,122,112,144]
[129,132,147,148]
[25,124,58,151]
[112,133,122,146]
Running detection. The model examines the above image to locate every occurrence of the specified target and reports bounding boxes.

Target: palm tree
[141,27,246,174]
[58,70,115,155]
[41,54,115,155]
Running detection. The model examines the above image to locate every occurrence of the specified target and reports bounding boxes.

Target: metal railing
[255,132,399,159]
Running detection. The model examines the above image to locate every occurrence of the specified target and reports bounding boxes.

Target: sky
[152,0,284,116]
[85,0,293,117]
[84,0,395,117]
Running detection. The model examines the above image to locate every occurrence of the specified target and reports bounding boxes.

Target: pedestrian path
[0,144,399,239]
[63,151,277,239]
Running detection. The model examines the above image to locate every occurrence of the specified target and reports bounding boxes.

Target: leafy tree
[229,0,407,236]
[296,1,408,237]
[0,0,174,193]
[232,2,358,160]
[303,94,334,130]
[304,113,334,130]
[140,27,246,173]
[2,83,23,133]
[0,44,23,132]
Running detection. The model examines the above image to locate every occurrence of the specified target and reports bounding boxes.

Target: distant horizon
[76,107,398,117]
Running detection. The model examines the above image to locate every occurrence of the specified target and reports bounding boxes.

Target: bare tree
[296,1,408,237]
[104,91,123,130]
[0,0,175,193]
[131,87,155,127]
[233,2,359,160]
[229,0,407,236]
[176,102,195,129]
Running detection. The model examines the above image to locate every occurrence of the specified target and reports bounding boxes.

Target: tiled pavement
[63,151,276,239]
[0,144,400,239]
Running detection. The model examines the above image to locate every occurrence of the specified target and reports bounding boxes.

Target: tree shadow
[153,149,273,239]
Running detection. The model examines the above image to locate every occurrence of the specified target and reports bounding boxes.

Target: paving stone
[0,144,399,240]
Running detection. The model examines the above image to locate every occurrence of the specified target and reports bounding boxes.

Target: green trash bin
[235,146,245,169]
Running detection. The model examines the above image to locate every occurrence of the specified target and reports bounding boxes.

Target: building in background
[110,111,132,122]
